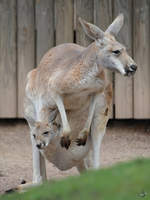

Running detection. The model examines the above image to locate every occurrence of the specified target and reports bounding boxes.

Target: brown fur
[22,15,137,191]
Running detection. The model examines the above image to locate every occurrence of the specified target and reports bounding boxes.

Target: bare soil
[0,120,150,193]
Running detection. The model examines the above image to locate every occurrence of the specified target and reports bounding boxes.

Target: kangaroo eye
[43,131,49,136]
[112,50,121,55]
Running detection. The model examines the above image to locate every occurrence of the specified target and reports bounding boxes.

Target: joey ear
[79,17,104,40]
[48,109,58,124]
[105,13,124,37]
[25,115,36,128]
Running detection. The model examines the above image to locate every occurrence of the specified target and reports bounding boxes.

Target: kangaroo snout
[36,142,46,149]
[36,143,42,149]
[129,64,137,72]
[125,64,137,76]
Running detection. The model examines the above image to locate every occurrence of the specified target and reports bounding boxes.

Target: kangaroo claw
[60,135,71,149]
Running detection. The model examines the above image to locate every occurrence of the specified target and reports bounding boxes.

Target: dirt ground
[0,120,150,193]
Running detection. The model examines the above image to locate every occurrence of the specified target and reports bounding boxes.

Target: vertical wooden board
[94,0,113,118]
[55,0,74,45]
[0,0,17,118]
[36,0,54,65]
[76,0,94,46]
[114,0,133,118]
[133,0,150,118]
[94,0,112,31]
[17,0,35,117]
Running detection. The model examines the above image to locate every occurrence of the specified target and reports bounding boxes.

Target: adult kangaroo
[19,14,137,190]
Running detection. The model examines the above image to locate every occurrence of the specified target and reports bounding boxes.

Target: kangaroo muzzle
[125,64,137,76]
[36,141,46,149]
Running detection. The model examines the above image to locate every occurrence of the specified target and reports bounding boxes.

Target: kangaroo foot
[5,180,27,193]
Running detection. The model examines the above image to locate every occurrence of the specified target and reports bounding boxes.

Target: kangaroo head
[32,121,60,150]
[27,109,60,150]
[79,14,137,76]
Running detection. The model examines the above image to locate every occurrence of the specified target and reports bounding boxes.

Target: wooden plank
[36,0,55,65]
[94,0,112,31]
[0,0,17,118]
[55,0,74,45]
[94,0,113,118]
[17,0,35,117]
[113,0,133,118]
[76,0,94,46]
[133,0,150,118]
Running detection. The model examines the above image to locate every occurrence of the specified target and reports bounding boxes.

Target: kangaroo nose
[36,143,41,149]
[130,65,137,71]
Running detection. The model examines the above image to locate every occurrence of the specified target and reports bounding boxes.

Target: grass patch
[1,159,150,200]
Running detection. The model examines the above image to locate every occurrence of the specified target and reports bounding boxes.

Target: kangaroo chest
[61,65,105,110]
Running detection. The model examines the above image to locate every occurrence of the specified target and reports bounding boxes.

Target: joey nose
[130,64,137,71]
[36,144,41,149]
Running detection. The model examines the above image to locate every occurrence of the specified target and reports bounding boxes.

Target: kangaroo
[15,14,137,191]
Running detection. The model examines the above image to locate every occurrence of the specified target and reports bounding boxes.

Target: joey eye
[112,50,121,55]
[43,131,49,136]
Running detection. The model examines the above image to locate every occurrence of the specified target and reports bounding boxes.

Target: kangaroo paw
[76,134,88,146]
[60,135,71,149]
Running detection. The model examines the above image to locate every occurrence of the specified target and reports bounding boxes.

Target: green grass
[1,159,150,200]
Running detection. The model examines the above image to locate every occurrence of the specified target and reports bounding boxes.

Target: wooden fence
[0,0,150,119]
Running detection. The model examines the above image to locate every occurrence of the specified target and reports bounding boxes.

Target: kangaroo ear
[105,13,124,37]
[48,109,58,123]
[25,115,36,128]
[79,17,104,40]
